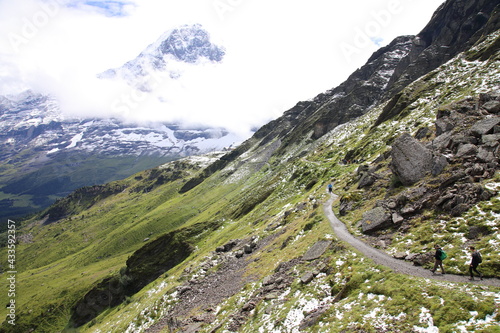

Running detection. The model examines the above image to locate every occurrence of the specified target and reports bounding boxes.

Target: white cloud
[0,0,444,138]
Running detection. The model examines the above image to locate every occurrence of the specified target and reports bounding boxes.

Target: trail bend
[323,194,500,287]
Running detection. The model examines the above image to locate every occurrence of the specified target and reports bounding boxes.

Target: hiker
[327,183,333,194]
[431,244,445,274]
[469,246,483,280]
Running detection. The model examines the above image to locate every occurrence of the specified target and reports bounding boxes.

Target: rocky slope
[1,0,499,332]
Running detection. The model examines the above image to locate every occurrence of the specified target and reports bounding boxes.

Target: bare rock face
[390,133,433,186]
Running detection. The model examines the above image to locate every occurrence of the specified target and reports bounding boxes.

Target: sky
[0,0,445,138]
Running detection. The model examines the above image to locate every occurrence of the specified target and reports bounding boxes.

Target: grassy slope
[0,153,177,226]
[0,33,499,332]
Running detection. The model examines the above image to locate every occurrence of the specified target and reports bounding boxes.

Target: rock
[262,276,274,286]
[264,292,279,300]
[465,163,485,177]
[468,225,490,239]
[431,154,448,176]
[184,323,203,333]
[439,171,467,189]
[450,203,470,216]
[216,239,239,253]
[242,301,256,312]
[302,240,332,261]
[358,172,376,188]
[470,116,500,136]
[456,143,478,158]
[300,271,315,284]
[435,118,455,135]
[361,207,392,233]
[415,127,431,139]
[450,134,477,151]
[406,253,418,261]
[392,212,404,224]
[411,252,433,266]
[390,133,433,185]
[477,147,495,163]
[432,132,452,149]
[401,204,419,215]
[393,252,407,260]
[357,165,369,175]
[243,244,253,254]
[482,133,500,145]
[482,100,500,113]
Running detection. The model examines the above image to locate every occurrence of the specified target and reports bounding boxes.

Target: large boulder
[361,207,392,234]
[390,133,433,185]
[470,116,500,136]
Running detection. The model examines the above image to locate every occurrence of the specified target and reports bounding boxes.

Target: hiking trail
[324,194,500,287]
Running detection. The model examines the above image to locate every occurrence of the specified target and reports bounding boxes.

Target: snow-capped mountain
[98,24,225,91]
[0,91,238,159]
[0,89,240,223]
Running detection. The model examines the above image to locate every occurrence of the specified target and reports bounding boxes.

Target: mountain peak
[98,24,225,90]
[152,23,225,63]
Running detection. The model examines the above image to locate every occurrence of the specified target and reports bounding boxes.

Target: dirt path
[324,194,500,287]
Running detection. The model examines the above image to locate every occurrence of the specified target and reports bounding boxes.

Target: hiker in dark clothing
[327,183,333,194]
[431,244,445,274]
[469,246,483,280]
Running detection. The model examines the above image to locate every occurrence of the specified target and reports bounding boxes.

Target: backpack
[476,251,482,263]
[440,250,447,260]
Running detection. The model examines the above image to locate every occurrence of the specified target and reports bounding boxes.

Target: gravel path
[324,194,500,287]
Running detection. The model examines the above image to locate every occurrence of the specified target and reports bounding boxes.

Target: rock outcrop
[359,92,499,235]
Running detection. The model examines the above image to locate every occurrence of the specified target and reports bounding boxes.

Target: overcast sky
[0,0,445,138]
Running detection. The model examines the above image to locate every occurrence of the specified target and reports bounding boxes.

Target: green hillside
[0,152,177,226]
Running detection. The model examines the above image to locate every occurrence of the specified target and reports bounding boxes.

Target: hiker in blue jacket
[327,183,333,194]
[431,244,445,274]
[469,246,483,280]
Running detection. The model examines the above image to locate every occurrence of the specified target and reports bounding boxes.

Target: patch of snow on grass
[413,307,439,333]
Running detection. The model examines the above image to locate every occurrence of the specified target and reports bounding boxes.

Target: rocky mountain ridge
[252,0,499,155]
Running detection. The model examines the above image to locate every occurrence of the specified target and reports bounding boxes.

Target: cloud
[0,0,445,138]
